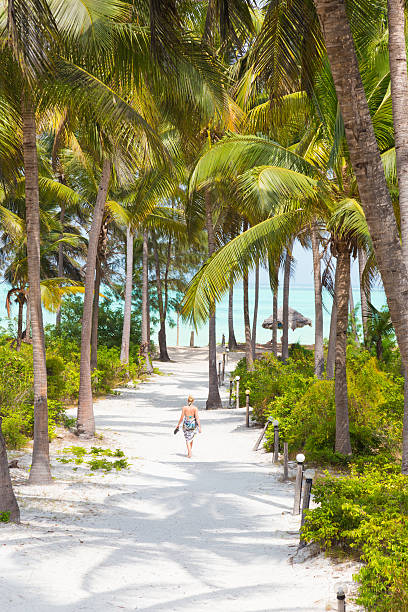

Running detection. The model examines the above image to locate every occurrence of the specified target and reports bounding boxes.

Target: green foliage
[0,331,145,450]
[0,512,10,523]
[56,446,130,473]
[54,294,143,357]
[232,346,403,463]
[302,464,408,611]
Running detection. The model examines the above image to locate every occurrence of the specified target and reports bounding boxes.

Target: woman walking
[175,395,201,458]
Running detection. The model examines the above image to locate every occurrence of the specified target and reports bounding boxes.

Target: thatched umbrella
[262,307,312,331]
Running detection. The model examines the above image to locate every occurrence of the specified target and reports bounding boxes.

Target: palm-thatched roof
[262,307,312,331]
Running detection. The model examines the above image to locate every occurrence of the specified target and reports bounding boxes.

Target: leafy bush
[302,463,408,611]
[232,347,403,463]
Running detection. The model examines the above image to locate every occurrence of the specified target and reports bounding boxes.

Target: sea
[0,279,387,348]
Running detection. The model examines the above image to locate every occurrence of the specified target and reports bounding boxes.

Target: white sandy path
[1,347,360,612]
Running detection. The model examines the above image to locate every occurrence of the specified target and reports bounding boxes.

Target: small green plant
[0,511,10,523]
[56,446,130,473]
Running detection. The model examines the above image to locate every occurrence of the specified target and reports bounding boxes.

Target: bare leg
[186,441,192,458]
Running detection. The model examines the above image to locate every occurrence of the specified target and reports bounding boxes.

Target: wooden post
[273,420,279,462]
[283,442,289,480]
[299,469,315,547]
[253,417,273,451]
[226,348,229,363]
[337,587,346,612]
[229,379,233,407]
[245,390,250,427]
[235,376,240,409]
[293,453,305,515]
[222,333,225,347]
[222,352,226,383]
[190,331,194,347]
[218,361,221,386]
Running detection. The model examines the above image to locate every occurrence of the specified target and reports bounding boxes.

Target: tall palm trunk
[334,243,352,455]
[314,0,408,390]
[152,232,170,361]
[25,294,31,339]
[387,0,408,474]
[252,262,259,359]
[120,227,134,364]
[90,258,101,372]
[16,293,25,351]
[387,0,408,265]
[22,94,52,484]
[349,283,360,346]
[228,274,238,349]
[358,248,369,343]
[205,192,222,409]
[0,417,19,522]
[243,267,254,370]
[141,230,153,373]
[282,243,292,362]
[268,260,279,356]
[311,223,324,378]
[55,201,65,330]
[77,159,111,438]
[326,292,337,380]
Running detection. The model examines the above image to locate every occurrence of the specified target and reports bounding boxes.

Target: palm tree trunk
[358,248,369,343]
[282,243,292,362]
[152,232,170,361]
[402,368,408,473]
[326,292,337,380]
[243,266,254,370]
[25,294,31,340]
[205,192,222,409]
[314,0,408,387]
[16,294,24,351]
[141,230,153,373]
[349,283,360,346]
[311,223,324,378]
[387,0,408,265]
[77,159,111,438]
[387,0,408,475]
[22,94,52,484]
[90,258,101,372]
[120,227,134,364]
[252,262,259,359]
[162,235,172,354]
[55,201,65,330]
[268,260,279,356]
[334,244,352,455]
[228,274,238,350]
[0,417,20,522]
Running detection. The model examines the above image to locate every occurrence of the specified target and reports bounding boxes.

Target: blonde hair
[187,395,194,405]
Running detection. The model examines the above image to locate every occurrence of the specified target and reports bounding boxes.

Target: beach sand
[1,347,361,611]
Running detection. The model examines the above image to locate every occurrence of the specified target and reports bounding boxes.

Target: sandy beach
[1,347,360,611]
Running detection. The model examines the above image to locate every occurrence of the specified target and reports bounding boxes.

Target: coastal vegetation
[1,0,408,608]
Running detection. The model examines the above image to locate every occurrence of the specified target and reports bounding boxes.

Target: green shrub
[302,464,408,611]
[2,413,28,449]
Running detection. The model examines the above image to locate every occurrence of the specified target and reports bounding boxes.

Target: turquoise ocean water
[0,280,386,348]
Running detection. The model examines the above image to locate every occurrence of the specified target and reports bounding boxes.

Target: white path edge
[1,347,360,612]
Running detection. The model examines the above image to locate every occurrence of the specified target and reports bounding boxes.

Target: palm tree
[228,275,238,349]
[77,158,111,437]
[204,191,223,409]
[0,417,20,523]
[120,226,134,364]
[281,242,292,362]
[311,221,324,377]
[312,0,408,379]
[387,0,408,266]
[332,238,352,455]
[141,229,154,374]
[251,261,259,358]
